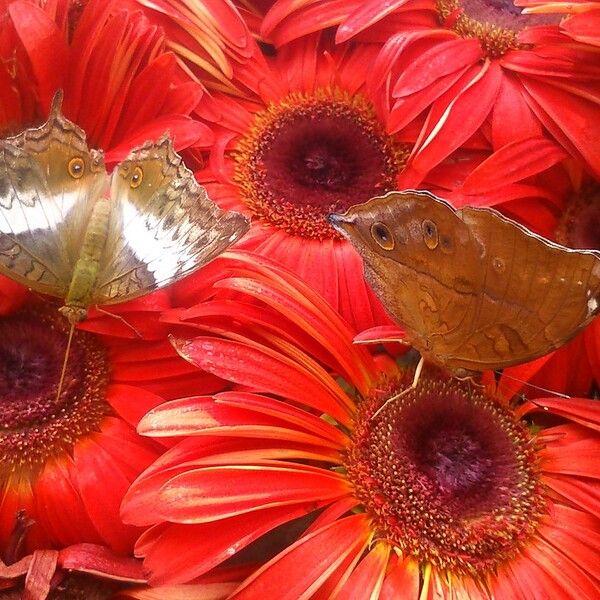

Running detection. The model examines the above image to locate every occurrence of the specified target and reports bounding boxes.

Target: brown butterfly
[329,190,600,411]
[0,91,250,397]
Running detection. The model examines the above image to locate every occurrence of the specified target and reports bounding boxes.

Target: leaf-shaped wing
[93,136,249,304]
[0,93,107,297]
[444,206,600,370]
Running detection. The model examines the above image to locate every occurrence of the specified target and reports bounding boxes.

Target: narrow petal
[172,336,352,424]
[462,137,567,193]
[156,463,350,522]
[140,503,330,585]
[229,514,369,600]
[335,543,390,599]
[8,1,67,110]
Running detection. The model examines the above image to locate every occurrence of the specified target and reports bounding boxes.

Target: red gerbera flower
[0,278,214,557]
[259,0,600,185]
[518,0,600,46]
[127,29,428,331]
[0,0,212,161]
[123,253,600,597]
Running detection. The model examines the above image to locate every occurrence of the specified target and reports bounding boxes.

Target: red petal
[540,436,600,478]
[462,136,567,193]
[520,77,600,178]
[562,10,600,46]
[380,556,420,599]
[336,0,411,43]
[172,337,352,425]
[9,1,67,110]
[105,118,213,163]
[491,73,542,148]
[0,276,28,315]
[354,325,407,344]
[230,514,369,599]
[408,61,502,176]
[335,544,389,599]
[74,419,154,553]
[526,396,600,431]
[157,463,349,522]
[543,474,600,519]
[34,456,104,547]
[24,550,58,600]
[392,38,483,98]
[140,503,328,585]
[58,543,145,582]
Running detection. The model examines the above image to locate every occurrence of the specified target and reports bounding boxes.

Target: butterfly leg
[372,355,425,419]
[93,305,143,338]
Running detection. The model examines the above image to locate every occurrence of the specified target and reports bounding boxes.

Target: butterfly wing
[0,92,107,297]
[92,136,250,305]
[446,206,600,370]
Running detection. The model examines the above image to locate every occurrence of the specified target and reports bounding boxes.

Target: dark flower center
[436,0,562,57]
[345,368,545,578]
[234,89,408,239]
[556,186,600,251]
[0,306,111,474]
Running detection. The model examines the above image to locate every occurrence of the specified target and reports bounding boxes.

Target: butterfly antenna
[493,370,571,399]
[56,323,75,401]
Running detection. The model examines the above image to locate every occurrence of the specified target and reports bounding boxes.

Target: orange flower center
[436,0,562,57]
[556,185,600,251]
[0,306,111,474]
[234,89,408,240]
[345,369,545,578]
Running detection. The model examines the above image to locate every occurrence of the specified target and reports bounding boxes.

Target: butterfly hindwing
[0,93,107,297]
[92,136,250,304]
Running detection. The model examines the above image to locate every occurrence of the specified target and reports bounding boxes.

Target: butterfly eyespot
[370,222,394,250]
[422,219,438,249]
[67,157,85,179]
[130,166,144,188]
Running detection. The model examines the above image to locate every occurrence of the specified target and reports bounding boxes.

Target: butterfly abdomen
[63,196,112,318]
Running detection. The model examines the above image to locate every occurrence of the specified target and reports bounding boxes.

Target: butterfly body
[59,195,112,324]
[0,92,250,325]
[330,190,600,375]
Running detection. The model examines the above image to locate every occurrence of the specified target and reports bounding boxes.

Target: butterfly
[0,91,250,396]
[329,190,600,413]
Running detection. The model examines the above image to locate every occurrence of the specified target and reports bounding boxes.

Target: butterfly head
[329,190,473,264]
[59,305,88,325]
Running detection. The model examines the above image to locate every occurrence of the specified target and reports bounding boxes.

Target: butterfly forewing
[0,94,107,298]
[91,136,250,304]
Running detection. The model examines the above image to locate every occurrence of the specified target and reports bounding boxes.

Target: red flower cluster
[0,0,598,598]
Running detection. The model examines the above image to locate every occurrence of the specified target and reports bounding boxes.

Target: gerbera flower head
[258,0,600,185]
[0,0,213,161]
[0,278,218,557]
[163,33,417,330]
[123,252,600,597]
